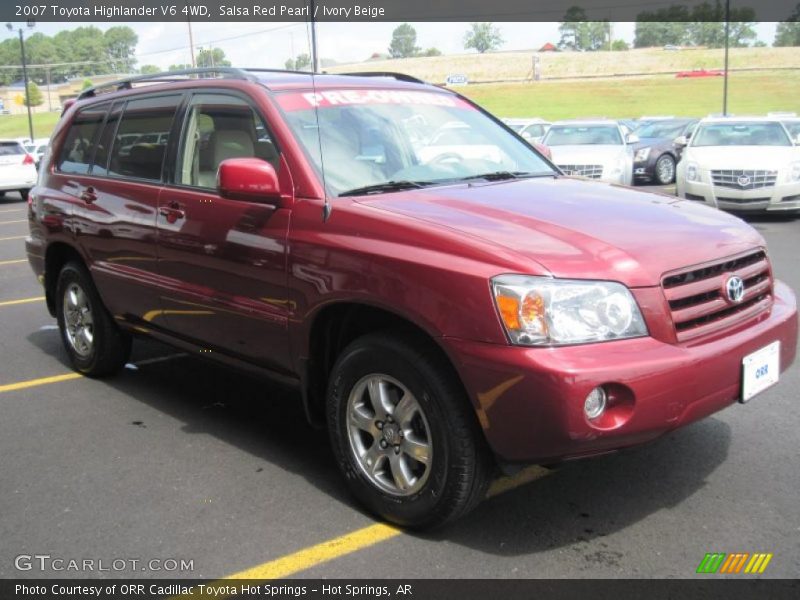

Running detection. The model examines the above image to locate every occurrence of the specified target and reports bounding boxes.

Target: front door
[156,92,292,373]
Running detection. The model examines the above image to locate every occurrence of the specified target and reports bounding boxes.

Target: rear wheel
[18,189,30,201]
[327,332,492,529]
[55,262,131,377]
[654,154,676,185]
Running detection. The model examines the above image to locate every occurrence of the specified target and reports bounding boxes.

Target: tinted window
[108,95,181,181]
[0,142,24,156]
[544,125,623,146]
[177,94,278,189]
[693,122,791,147]
[91,102,123,176]
[56,103,109,174]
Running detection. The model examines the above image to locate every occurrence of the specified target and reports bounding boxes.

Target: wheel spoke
[388,453,414,492]
[392,392,417,428]
[401,435,431,466]
[350,404,378,436]
[362,443,384,475]
[367,379,390,421]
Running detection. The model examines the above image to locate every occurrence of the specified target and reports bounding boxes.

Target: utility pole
[722,0,730,116]
[310,0,319,72]
[187,20,196,68]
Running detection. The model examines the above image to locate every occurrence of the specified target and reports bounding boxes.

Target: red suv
[26,69,798,528]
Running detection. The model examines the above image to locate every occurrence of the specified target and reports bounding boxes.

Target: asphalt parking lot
[0,184,798,580]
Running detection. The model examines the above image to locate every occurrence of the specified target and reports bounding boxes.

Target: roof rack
[77,67,259,100]
[337,72,427,85]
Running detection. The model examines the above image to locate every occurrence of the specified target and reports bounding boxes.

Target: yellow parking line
[0,296,44,307]
[0,219,26,225]
[0,235,25,241]
[486,464,552,498]
[0,259,26,266]
[0,372,82,394]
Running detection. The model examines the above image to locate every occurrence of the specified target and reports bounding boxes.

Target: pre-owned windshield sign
[276,89,472,111]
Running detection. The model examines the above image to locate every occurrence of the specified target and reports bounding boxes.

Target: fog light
[584,387,607,420]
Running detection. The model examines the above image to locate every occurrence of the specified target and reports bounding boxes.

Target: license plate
[740,341,780,403]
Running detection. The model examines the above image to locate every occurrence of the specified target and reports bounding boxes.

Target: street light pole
[722,0,730,116]
[6,23,35,141]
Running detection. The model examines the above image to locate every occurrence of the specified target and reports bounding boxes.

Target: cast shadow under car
[26,329,732,556]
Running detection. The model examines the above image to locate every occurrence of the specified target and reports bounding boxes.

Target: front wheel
[18,189,30,201]
[56,262,131,377]
[654,154,676,185]
[327,333,492,529]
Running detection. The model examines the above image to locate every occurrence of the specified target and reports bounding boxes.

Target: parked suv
[27,69,798,528]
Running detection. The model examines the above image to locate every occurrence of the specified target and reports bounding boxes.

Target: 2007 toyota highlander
[26,68,798,528]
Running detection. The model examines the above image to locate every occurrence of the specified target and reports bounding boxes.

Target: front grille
[782,194,800,203]
[685,193,705,201]
[716,196,771,205]
[662,250,773,343]
[711,169,777,190]
[558,164,603,179]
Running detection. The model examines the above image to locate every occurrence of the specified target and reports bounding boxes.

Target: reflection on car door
[70,95,182,323]
[156,92,292,374]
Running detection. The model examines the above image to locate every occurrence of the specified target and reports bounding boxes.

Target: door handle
[159,201,186,224]
[79,186,97,204]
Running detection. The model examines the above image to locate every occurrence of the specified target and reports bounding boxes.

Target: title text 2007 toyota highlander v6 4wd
[26,69,798,528]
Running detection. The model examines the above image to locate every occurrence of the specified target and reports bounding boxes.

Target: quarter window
[107,95,181,182]
[56,103,109,174]
[177,94,279,189]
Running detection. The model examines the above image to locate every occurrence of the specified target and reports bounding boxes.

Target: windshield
[543,125,622,146]
[0,142,23,156]
[692,122,791,147]
[277,89,555,196]
[635,120,692,139]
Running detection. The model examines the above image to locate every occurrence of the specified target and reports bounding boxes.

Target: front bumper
[445,281,797,464]
[678,178,800,213]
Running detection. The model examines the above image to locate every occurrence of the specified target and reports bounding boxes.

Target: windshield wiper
[338,180,432,197]
[455,171,551,182]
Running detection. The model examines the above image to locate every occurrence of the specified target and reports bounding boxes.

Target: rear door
[156,91,292,373]
[71,94,183,324]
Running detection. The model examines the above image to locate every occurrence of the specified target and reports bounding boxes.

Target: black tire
[327,332,493,529]
[18,189,30,201]
[55,261,131,377]
[654,154,676,185]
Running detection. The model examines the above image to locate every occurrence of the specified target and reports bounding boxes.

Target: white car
[675,117,800,215]
[542,119,636,185]
[502,118,551,143]
[23,137,50,164]
[417,121,505,165]
[0,139,37,199]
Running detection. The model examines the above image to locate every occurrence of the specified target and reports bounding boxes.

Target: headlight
[789,162,800,182]
[634,147,651,162]
[686,162,699,182]
[492,275,648,346]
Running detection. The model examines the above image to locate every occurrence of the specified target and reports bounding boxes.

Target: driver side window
[177,93,279,189]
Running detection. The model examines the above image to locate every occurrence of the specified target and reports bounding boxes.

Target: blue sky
[1,22,781,69]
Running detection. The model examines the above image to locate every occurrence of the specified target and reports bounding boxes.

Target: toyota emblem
[725,276,745,303]
[737,175,751,188]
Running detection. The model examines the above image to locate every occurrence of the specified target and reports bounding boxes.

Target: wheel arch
[43,242,87,317]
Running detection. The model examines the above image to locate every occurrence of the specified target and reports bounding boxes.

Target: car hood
[686,145,799,169]
[548,145,628,165]
[354,177,764,287]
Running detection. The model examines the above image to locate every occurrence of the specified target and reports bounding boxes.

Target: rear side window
[56,103,109,174]
[107,95,181,182]
[0,142,24,156]
[91,102,123,176]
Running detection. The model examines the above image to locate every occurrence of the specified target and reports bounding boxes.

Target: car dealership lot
[0,186,798,580]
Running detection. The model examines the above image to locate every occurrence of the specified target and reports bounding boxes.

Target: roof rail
[77,67,259,100]
[338,72,427,85]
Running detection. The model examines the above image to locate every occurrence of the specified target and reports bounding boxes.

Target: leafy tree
[81,79,93,90]
[168,64,192,71]
[774,4,800,46]
[388,23,420,58]
[558,7,610,51]
[634,5,691,48]
[463,23,504,53]
[196,48,231,68]
[635,2,756,48]
[285,53,311,70]
[140,64,161,74]
[611,39,629,51]
[24,81,43,107]
[103,26,138,73]
[420,47,442,57]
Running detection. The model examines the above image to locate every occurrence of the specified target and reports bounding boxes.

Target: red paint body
[26,73,798,465]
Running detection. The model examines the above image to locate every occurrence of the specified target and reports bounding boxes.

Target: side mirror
[625,133,640,144]
[674,135,688,146]
[217,158,281,204]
